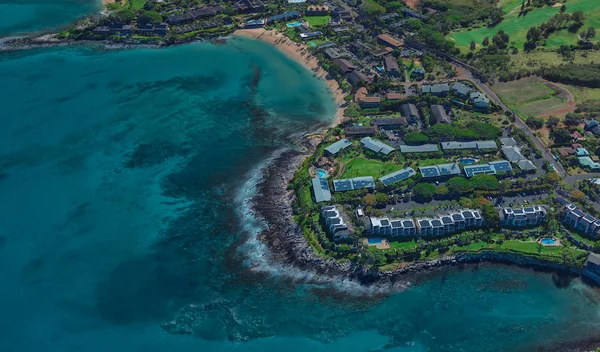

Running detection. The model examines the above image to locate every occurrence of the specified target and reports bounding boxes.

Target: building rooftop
[379,167,416,186]
[324,139,352,155]
[499,137,518,147]
[312,177,331,203]
[488,160,513,173]
[361,137,395,155]
[463,164,496,177]
[400,144,439,153]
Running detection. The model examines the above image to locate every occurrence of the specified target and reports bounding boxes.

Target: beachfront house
[321,205,354,241]
[324,139,352,156]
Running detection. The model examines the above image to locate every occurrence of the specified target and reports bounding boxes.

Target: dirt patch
[404,0,419,9]
[539,80,576,117]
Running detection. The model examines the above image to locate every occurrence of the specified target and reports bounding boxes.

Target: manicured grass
[498,0,524,13]
[305,16,331,27]
[492,77,555,107]
[449,0,600,50]
[516,96,567,117]
[568,231,597,246]
[410,158,447,167]
[453,239,573,257]
[389,239,417,250]
[341,157,403,179]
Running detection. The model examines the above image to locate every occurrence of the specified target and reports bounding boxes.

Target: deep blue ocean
[1,4,600,352]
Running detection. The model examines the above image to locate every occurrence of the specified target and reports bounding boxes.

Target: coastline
[233,28,346,127]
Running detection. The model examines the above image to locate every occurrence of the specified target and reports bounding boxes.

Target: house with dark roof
[300,31,324,40]
[324,47,343,60]
[431,105,449,124]
[267,11,299,24]
[401,8,426,19]
[411,68,425,80]
[333,58,356,73]
[373,118,407,129]
[421,84,450,96]
[345,126,378,137]
[469,91,490,109]
[333,176,375,192]
[384,56,400,77]
[379,167,416,186]
[347,71,372,85]
[401,103,419,123]
[349,41,371,55]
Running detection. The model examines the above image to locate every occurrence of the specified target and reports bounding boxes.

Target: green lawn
[389,239,417,250]
[453,239,577,257]
[516,96,567,117]
[564,84,600,102]
[305,16,331,27]
[492,77,555,107]
[449,0,600,50]
[341,157,402,179]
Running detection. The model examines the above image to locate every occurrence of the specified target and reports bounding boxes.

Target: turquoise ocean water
[0,0,100,36]
[1,6,600,352]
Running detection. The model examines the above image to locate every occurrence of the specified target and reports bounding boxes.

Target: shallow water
[1,38,600,351]
[0,0,100,36]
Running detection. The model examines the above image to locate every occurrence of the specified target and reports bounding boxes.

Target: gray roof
[361,137,395,155]
[400,144,439,153]
[379,167,416,186]
[587,253,600,266]
[312,177,331,203]
[401,104,419,118]
[419,163,461,178]
[324,139,352,155]
[431,105,449,124]
[517,159,537,171]
[501,146,526,162]
[451,82,472,96]
[441,140,497,150]
[489,160,513,173]
[333,176,375,192]
[463,164,496,178]
[499,137,518,147]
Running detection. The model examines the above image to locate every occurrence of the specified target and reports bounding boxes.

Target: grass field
[492,77,554,106]
[453,239,574,257]
[517,96,567,116]
[449,0,600,50]
[341,157,402,179]
[389,239,417,250]
[510,50,600,74]
[305,16,331,27]
[564,85,600,102]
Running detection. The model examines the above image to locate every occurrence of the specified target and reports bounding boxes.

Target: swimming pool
[458,158,477,165]
[317,169,327,178]
[368,238,382,245]
[541,238,556,245]
[287,21,302,28]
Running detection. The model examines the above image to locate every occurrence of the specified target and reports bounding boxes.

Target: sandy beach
[234,28,347,127]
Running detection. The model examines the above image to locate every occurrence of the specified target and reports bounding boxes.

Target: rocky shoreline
[249,133,597,290]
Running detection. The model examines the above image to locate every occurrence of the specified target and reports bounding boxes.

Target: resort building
[299,31,324,40]
[563,204,600,238]
[411,68,425,80]
[324,47,343,60]
[333,58,356,73]
[377,33,403,49]
[421,84,450,96]
[499,137,518,147]
[345,126,377,137]
[401,104,420,123]
[321,205,354,241]
[499,206,547,227]
[267,11,299,24]
[431,105,450,124]
[399,144,440,153]
[584,253,600,283]
[469,91,490,109]
[419,163,461,179]
[441,140,498,151]
[463,160,512,178]
[360,137,395,155]
[384,56,401,77]
[245,19,266,28]
[333,176,375,192]
[373,118,407,130]
[579,156,600,171]
[358,96,381,108]
[501,146,537,171]
[347,71,373,85]
[368,209,483,237]
[379,168,416,186]
[324,138,352,156]
[451,82,472,98]
[311,177,331,203]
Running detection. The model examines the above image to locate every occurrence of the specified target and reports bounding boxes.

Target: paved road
[454,66,570,180]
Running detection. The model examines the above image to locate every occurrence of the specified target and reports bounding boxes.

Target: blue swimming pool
[287,21,302,27]
[541,238,556,245]
[458,158,477,165]
[368,238,382,245]
[317,169,327,178]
